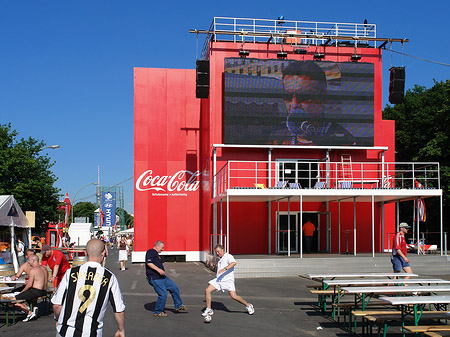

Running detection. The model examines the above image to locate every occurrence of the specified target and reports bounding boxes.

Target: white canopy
[117,227,134,235]
[0,195,29,228]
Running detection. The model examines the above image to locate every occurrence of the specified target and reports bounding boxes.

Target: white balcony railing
[200,17,377,58]
[213,160,440,197]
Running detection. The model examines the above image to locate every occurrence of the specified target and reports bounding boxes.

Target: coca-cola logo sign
[136,169,201,196]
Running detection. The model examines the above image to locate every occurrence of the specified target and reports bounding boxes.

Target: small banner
[7,204,19,217]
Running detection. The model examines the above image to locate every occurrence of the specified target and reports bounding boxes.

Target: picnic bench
[379,295,450,337]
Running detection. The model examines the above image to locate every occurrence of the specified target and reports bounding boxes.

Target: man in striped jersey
[52,239,126,337]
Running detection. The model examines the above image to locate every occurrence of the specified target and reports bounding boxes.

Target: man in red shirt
[391,222,413,277]
[302,218,316,253]
[41,245,71,288]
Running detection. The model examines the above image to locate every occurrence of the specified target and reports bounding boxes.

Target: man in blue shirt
[145,240,188,317]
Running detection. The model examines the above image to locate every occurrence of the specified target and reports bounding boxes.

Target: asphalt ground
[12,247,449,336]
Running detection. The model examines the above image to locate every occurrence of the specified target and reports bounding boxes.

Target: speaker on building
[196,60,209,99]
[389,67,405,104]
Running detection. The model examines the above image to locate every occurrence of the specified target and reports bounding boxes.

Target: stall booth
[0,195,30,272]
[46,222,65,249]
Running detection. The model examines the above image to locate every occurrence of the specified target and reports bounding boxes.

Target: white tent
[68,223,94,247]
[117,227,134,235]
[0,195,30,272]
[0,195,29,228]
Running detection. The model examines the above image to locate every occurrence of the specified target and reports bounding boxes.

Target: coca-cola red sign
[136,169,201,196]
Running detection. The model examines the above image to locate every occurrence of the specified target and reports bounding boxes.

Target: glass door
[277,213,298,253]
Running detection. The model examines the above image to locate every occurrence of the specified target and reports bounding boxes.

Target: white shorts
[208,278,235,292]
[118,250,128,261]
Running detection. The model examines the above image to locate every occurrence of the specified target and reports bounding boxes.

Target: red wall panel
[134,68,201,253]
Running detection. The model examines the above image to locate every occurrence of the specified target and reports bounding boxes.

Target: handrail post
[445,232,448,256]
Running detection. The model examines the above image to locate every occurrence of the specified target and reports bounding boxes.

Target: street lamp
[71,182,99,224]
[40,145,60,150]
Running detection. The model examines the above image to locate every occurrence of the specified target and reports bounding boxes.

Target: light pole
[40,144,60,150]
[71,182,99,224]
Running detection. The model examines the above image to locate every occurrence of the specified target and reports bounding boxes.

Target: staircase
[229,254,450,278]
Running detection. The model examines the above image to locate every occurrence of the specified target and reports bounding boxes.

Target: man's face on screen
[283,74,323,119]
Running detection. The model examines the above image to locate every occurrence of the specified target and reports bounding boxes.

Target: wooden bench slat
[404,326,450,333]
[310,289,335,294]
[352,310,402,316]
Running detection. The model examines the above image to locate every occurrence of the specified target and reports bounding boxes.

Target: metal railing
[386,232,447,255]
[200,17,377,59]
[213,160,440,196]
[210,234,227,254]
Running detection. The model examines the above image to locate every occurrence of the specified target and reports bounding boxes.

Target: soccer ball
[204,315,212,323]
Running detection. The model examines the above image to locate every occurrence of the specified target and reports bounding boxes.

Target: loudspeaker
[196,60,209,98]
[389,67,405,104]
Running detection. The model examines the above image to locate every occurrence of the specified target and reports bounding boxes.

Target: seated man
[10,249,36,292]
[12,255,48,322]
[10,249,35,281]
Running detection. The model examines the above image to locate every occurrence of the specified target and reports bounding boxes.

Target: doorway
[276,212,298,254]
[301,213,319,253]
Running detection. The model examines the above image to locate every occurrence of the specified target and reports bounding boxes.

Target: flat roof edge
[213,144,389,151]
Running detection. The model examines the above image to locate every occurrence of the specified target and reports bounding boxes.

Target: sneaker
[33,306,38,316]
[246,303,255,315]
[23,311,37,322]
[202,308,214,317]
[175,305,189,312]
[153,311,168,317]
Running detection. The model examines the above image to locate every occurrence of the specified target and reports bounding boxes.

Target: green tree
[116,207,133,230]
[0,123,60,232]
[72,201,96,223]
[383,80,450,233]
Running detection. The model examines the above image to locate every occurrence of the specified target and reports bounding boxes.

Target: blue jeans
[149,277,183,314]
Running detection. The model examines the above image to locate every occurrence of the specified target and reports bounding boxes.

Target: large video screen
[224,58,374,146]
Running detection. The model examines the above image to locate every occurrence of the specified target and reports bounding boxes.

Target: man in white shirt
[202,244,254,317]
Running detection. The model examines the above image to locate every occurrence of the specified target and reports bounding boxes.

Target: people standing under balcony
[302,218,316,253]
[391,222,413,278]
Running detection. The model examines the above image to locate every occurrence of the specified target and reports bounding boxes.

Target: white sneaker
[23,310,37,322]
[246,303,255,315]
[202,308,214,317]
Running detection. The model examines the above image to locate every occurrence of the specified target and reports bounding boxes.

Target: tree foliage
[0,123,60,232]
[72,201,96,223]
[116,207,134,230]
[383,80,450,232]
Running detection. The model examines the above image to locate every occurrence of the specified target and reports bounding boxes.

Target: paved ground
[0,247,348,337]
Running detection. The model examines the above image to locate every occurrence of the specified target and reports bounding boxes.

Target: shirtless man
[10,249,35,282]
[12,255,48,322]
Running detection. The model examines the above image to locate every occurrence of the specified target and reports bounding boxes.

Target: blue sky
[1,1,448,215]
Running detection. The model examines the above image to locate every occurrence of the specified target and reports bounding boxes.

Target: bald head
[28,254,39,267]
[86,239,105,262]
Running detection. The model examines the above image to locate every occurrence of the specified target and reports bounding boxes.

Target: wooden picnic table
[308,272,417,281]
[324,279,450,320]
[343,285,450,309]
[0,276,26,285]
[379,295,450,337]
[0,286,14,294]
[343,285,450,333]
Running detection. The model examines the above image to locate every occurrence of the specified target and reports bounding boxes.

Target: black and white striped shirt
[51,261,125,337]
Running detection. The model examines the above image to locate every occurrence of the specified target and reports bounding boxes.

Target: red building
[133,17,442,262]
